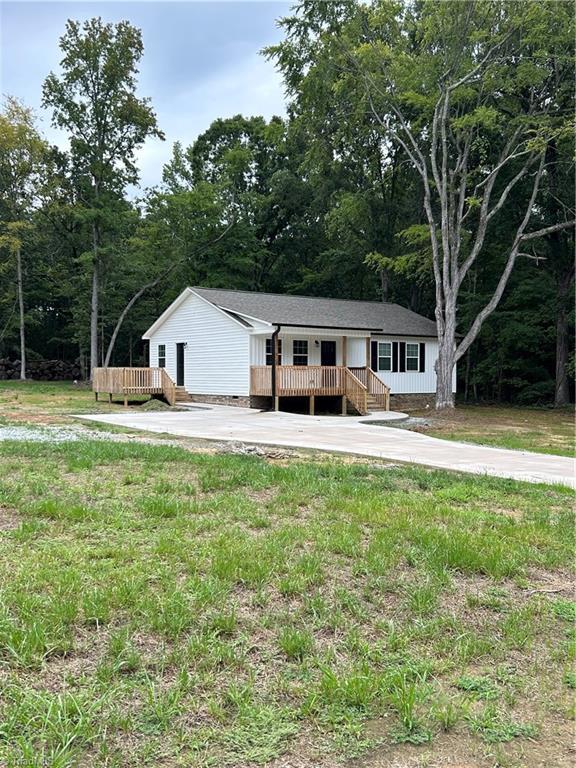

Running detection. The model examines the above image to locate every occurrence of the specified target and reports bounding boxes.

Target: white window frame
[377,341,392,371]
[406,342,419,372]
[292,339,308,366]
[158,344,166,368]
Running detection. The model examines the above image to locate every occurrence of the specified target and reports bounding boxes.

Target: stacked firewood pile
[0,359,83,380]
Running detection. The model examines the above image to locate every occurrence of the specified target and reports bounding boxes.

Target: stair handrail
[343,367,368,415]
[365,368,390,411]
[160,368,176,406]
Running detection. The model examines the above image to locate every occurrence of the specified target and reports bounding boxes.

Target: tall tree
[269,0,575,408]
[42,17,163,378]
[163,116,312,291]
[542,134,574,407]
[0,97,48,379]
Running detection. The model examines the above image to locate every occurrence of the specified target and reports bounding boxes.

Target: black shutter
[399,342,406,372]
[392,342,398,373]
[370,341,378,371]
[419,342,425,372]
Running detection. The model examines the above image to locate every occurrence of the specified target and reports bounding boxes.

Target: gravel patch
[0,425,106,443]
[364,416,431,429]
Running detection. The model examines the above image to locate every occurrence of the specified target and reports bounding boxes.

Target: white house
[142,287,455,414]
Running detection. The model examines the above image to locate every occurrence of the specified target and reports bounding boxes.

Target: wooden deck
[92,365,389,415]
[92,367,176,407]
[250,365,390,415]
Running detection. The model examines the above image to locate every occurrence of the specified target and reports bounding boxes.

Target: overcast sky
[0,0,290,189]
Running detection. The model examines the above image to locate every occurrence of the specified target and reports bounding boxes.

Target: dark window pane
[266,338,282,365]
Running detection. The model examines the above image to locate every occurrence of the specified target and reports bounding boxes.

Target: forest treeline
[0,1,574,405]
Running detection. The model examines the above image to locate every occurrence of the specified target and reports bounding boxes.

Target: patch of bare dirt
[525,567,575,597]
[0,506,20,531]
[348,719,575,768]
[4,411,66,425]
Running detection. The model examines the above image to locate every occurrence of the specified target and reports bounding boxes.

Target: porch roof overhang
[248,324,374,336]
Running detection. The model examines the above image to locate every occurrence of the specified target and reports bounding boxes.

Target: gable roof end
[142,287,194,339]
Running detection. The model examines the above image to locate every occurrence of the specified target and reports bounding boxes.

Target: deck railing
[92,367,176,406]
[250,365,369,414]
[349,367,390,411]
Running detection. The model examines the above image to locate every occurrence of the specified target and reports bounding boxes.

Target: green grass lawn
[413,405,575,457]
[0,434,574,767]
[0,382,574,765]
[0,380,152,426]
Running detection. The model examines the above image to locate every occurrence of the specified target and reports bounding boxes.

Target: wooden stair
[366,394,389,412]
[174,386,194,403]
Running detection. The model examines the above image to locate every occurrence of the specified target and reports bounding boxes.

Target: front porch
[250,365,389,416]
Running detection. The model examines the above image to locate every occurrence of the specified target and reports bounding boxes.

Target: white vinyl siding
[148,292,250,396]
[346,337,367,367]
[371,337,456,394]
[250,330,369,367]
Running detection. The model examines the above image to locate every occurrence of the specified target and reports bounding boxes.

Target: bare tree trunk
[435,315,456,409]
[554,266,574,407]
[104,282,151,367]
[103,221,235,367]
[435,344,455,409]
[379,268,389,301]
[555,305,571,407]
[79,342,86,381]
[90,221,99,380]
[463,348,471,403]
[16,244,26,381]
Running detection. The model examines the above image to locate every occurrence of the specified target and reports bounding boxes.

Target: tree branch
[455,154,547,362]
[103,219,235,366]
[519,220,575,242]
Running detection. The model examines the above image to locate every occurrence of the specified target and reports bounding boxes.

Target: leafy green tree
[42,17,163,377]
[269,0,575,408]
[0,98,49,378]
[163,116,312,291]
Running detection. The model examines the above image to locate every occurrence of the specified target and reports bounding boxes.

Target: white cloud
[136,50,287,190]
[1,2,289,192]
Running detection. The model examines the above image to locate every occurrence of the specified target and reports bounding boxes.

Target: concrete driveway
[77,404,575,487]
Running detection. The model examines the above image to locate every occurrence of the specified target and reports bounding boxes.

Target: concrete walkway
[77,404,575,487]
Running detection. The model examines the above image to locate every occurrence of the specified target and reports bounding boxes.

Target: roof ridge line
[190,286,399,308]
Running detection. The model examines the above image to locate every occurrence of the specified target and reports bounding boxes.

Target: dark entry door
[176,343,185,386]
[320,340,337,366]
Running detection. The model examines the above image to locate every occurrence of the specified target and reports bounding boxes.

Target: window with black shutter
[377,342,392,371]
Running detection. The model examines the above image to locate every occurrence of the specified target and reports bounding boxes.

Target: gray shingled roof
[192,287,437,337]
